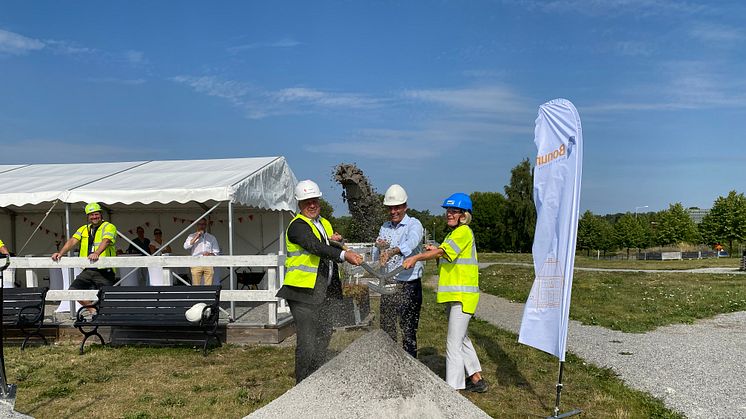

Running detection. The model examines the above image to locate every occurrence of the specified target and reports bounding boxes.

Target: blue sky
[1,0,744,215]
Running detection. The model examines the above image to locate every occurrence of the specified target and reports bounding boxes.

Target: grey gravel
[476,290,746,419]
[0,406,33,418]
[246,329,490,419]
[483,261,746,275]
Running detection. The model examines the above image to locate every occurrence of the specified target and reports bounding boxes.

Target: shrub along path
[473,288,746,419]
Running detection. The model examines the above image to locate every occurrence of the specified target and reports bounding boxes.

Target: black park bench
[74,285,221,356]
[2,287,49,350]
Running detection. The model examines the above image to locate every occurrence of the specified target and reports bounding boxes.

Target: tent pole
[278,213,286,311]
[228,201,235,321]
[9,213,16,253]
[65,204,75,320]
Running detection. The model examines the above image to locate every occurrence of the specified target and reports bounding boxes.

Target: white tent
[0,156,297,256]
[0,156,298,323]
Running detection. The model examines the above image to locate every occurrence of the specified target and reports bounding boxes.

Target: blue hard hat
[441,193,472,213]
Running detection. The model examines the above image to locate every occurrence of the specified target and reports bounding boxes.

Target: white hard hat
[383,184,408,206]
[294,180,322,201]
[185,302,210,323]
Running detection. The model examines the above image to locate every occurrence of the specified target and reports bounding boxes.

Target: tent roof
[0,157,297,211]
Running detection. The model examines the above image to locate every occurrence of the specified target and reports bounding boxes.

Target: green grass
[479,252,741,270]
[480,264,746,332]
[415,287,682,418]
[6,282,683,418]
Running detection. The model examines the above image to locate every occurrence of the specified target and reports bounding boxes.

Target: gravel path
[483,262,746,275]
[475,290,746,418]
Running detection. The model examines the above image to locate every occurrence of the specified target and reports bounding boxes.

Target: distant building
[686,207,710,224]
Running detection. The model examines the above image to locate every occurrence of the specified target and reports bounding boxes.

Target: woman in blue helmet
[403,193,486,393]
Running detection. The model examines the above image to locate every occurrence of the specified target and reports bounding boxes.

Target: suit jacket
[276,217,344,305]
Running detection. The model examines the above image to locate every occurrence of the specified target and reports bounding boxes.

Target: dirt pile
[245,330,490,419]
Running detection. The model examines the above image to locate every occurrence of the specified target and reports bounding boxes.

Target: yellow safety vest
[0,239,5,248]
[73,222,117,269]
[437,225,479,314]
[284,214,334,289]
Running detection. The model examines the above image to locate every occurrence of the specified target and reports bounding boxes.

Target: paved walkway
[465,264,746,418]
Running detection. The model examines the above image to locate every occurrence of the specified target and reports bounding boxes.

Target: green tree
[470,191,508,251]
[614,213,645,259]
[577,210,601,256]
[655,203,700,246]
[699,190,746,253]
[578,211,618,257]
[504,158,535,252]
[597,218,617,256]
[319,198,335,223]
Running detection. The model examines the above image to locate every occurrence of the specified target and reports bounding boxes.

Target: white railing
[7,255,285,324]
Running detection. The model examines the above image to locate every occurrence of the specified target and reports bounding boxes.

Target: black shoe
[465,379,488,393]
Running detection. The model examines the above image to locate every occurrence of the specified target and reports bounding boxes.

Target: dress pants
[191,267,214,285]
[445,302,482,389]
[380,278,422,357]
[288,298,334,383]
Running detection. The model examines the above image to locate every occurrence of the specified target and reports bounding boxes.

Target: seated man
[51,202,117,314]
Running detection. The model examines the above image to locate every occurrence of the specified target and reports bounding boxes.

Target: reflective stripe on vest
[284,214,334,289]
[78,222,117,258]
[437,225,479,314]
[77,221,117,272]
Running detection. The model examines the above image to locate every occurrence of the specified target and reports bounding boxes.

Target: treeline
[579,191,746,257]
[322,160,746,256]
[325,159,538,252]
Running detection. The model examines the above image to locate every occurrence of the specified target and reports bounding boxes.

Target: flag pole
[547,361,582,419]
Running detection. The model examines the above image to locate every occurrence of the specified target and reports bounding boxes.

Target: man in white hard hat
[373,184,424,357]
[277,179,364,383]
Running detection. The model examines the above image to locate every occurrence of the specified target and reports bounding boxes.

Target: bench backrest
[2,287,48,323]
[96,286,221,324]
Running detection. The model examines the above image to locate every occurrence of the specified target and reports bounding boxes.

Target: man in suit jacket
[277,179,364,383]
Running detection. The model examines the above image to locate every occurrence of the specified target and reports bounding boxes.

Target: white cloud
[171,74,384,118]
[0,29,45,55]
[584,60,746,113]
[273,87,382,108]
[87,77,146,85]
[403,85,530,115]
[615,41,654,56]
[170,75,252,105]
[227,38,301,53]
[510,0,709,17]
[689,23,745,43]
[44,39,96,55]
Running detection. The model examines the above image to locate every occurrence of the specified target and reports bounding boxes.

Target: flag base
[546,408,582,418]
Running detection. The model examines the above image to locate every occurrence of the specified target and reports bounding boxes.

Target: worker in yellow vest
[52,202,118,314]
[0,239,8,255]
[276,180,364,383]
[403,193,487,393]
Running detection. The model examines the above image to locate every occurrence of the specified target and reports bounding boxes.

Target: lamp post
[634,205,648,219]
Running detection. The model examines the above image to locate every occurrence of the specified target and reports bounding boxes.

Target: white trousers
[445,302,482,389]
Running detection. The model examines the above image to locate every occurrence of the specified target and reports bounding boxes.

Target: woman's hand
[402,256,417,270]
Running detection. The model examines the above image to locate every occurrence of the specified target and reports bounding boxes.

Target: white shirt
[183,231,220,256]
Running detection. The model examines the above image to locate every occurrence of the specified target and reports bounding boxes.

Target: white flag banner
[518,98,583,361]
